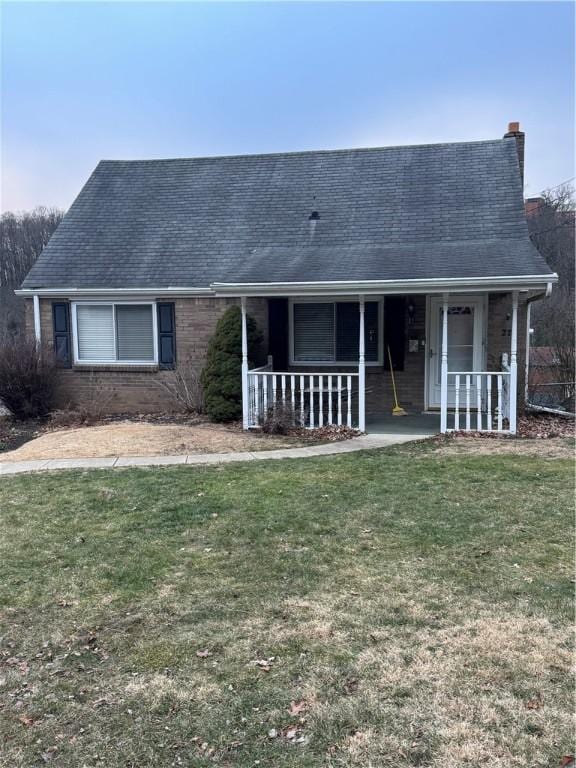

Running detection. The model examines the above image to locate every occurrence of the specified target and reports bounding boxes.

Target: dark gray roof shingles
[22,138,552,289]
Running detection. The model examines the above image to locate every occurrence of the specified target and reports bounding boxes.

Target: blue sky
[1,1,574,211]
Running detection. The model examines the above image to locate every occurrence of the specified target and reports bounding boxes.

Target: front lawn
[0,443,573,767]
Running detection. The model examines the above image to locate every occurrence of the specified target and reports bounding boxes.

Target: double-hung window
[291,299,382,365]
[72,302,157,364]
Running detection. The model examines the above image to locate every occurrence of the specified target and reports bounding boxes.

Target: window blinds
[75,304,154,362]
[76,305,115,361]
[293,301,379,363]
[293,303,335,361]
[116,305,154,361]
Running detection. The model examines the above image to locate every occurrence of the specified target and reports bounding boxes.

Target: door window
[437,305,475,383]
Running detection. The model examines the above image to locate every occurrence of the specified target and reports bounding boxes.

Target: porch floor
[366,412,440,436]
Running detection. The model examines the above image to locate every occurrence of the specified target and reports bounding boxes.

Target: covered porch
[235,288,522,436]
[367,412,440,435]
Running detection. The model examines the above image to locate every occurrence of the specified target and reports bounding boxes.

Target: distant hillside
[0,207,64,338]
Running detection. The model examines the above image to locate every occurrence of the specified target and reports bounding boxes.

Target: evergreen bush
[201,305,263,422]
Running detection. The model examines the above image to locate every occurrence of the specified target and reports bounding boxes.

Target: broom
[387,345,408,416]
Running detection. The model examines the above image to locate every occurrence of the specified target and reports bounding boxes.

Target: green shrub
[201,306,263,422]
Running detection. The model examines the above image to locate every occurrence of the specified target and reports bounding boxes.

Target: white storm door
[428,297,485,408]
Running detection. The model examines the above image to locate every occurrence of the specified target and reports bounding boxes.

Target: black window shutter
[384,297,406,371]
[52,302,71,367]
[268,299,288,369]
[336,302,359,361]
[157,303,176,369]
[336,302,379,362]
[364,302,379,362]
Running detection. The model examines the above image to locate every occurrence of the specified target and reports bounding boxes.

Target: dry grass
[0,447,573,766]
[0,420,307,460]
[433,435,574,459]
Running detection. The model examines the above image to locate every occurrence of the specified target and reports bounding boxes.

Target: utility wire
[525,176,575,209]
[541,176,575,192]
[524,177,575,217]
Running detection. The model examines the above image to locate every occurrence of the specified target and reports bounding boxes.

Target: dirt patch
[456,412,575,439]
[0,421,310,461]
[424,413,575,460]
[433,435,573,459]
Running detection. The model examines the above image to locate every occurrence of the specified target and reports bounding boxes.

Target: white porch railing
[241,295,367,431]
[446,371,511,433]
[439,292,518,435]
[247,371,359,429]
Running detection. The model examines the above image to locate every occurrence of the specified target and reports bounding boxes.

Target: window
[293,303,335,362]
[436,305,475,383]
[73,303,157,364]
[291,300,381,365]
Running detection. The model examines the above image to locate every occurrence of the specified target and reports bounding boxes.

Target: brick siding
[366,295,427,414]
[26,292,526,415]
[26,296,268,413]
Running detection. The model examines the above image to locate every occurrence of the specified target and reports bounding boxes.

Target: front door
[427,297,485,409]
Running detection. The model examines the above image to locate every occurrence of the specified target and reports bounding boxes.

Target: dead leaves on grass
[525,693,544,710]
[279,724,308,744]
[268,722,308,745]
[190,736,216,758]
[251,656,276,672]
[287,699,307,716]
[343,677,359,695]
[5,656,29,675]
[40,746,58,763]
[18,714,35,726]
[57,598,79,608]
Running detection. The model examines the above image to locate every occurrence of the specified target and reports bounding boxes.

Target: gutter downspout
[33,294,42,346]
[523,282,572,416]
[524,286,550,403]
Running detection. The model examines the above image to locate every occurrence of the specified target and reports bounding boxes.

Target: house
[18,122,556,434]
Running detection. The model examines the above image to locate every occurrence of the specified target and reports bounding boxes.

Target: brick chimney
[503,121,525,189]
[525,196,544,217]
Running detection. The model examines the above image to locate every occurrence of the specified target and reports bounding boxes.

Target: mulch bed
[46,409,207,430]
[516,412,575,439]
[452,411,575,440]
[46,410,361,442]
[0,411,360,456]
[0,417,46,453]
[282,425,360,442]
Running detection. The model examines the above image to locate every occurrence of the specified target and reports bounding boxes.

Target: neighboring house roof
[22,137,553,290]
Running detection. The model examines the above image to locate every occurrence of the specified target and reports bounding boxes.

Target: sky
[1,1,574,212]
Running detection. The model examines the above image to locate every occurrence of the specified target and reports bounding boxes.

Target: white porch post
[358,295,366,432]
[241,297,249,430]
[509,291,518,434]
[440,293,449,433]
[33,294,41,346]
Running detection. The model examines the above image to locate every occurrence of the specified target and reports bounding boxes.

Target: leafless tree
[527,184,575,408]
[0,206,64,337]
[155,358,204,413]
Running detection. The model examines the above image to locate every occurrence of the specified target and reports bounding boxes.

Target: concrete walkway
[0,433,430,476]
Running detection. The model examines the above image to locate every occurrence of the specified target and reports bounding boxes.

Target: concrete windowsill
[71,365,160,373]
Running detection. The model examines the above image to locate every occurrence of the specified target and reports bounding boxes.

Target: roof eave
[14,274,558,299]
[210,274,559,297]
[14,286,214,298]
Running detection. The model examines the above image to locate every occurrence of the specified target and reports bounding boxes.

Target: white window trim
[288,296,384,366]
[71,301,158,365]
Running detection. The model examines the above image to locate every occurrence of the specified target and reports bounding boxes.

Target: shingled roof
[22,137,552,290]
